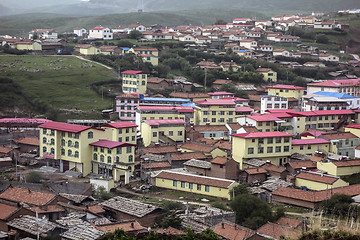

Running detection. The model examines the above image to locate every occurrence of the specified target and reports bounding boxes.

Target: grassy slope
[0,55,115,111]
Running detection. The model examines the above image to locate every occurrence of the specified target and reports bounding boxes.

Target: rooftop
[0,186,56,206]
[170,152,207,161]
[122,70,147,75]
[184,159,211,169]
[291,138,330,145]
[194,98,236,106]
[257,222,300,240]
[0,202,18,220]
[308,79,360,87]
[211,157,228,165]
[142,146,177,154]
[144,119,186,126]
[39,121,91,133]
[244,168,267,175]
[232,131,293,139]
[100,122,137,129]
[212,221,253,240]
[267,84,305,90]
[96,220,146,233]
[287,160,317,169]
[296,172,339,184]
[180,143,217,153]
[313,91,356,99]
[89,140,136,149]
[8,215,61,236]
[290,109,354,117]
[207,91,234,96]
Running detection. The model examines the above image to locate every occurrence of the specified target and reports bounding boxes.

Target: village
[0,7,360,240]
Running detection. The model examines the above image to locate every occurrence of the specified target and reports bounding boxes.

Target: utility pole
[204,67,207,93]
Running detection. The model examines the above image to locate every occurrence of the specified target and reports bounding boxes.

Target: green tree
[321,194,355,217]
[128,30,143,40]
[214,19,227,25]
[93,186,113,200]
[160,212,182,229]
[230,194,273,229]
[316,34,329,44]
[27,171,43,183]
[230,184,250,199]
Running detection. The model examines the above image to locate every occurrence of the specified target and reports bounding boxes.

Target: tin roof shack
[184,159,211,176]
[60,220,105,240]
[209,157,239,180]
[100,196,163,227]
[285,160,317,175]
[240,168,267,185]
[13,137,39,154]
[7,215,65,239]
[170,152,207,168]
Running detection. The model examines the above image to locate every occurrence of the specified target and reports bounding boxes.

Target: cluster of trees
[321,194,360,219]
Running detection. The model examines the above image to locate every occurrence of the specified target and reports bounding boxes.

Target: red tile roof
[194,137,217,145]
[139,161,171,169]
[188,125,228,132]
[27,205,65,213]
[0,202,18,220]
[170,152,207,161]
[320,132,358,140]
[291,138,330,145]
[157,227,185,235]
[0,146,12,154]
[144,119,186,126]
[232,131,293,139]
[180,143,217,153]
[235,107,252,113]
[248,115,282,122]
[214,141,231,151]
[245,168,267,175]
[91,26,106,30]
[257,222,300,240]
[288,160,317,169]
[276,217,303,228]
[96,220,146,233]
[39,121,91,133]
[296,172,339,184]
[156,170,235,189]
[122,70,147,74]
[89,140,136,149]
[13,137,39,146]
[212,221,253,240]
[331,160,360,167]
[101,122,138,129]
[142,146,177,154]
[263,163,287,173]
[211,157,228,165]
[194,98,236,106]
[0,186,56,206]
[227,123,242,130]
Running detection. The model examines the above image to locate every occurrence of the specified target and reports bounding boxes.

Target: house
[101,196,162,227]
[195,36,212,44]
[236,49,253,58]
[129,47,159,66]
[101,121,138,145]
[73,27,87,37]
[319,132,359,158]
[0,202,34,232]
[122,70,148,94]
[186,125,229,140]
[184,159,211,176]
[267,84,305,99]
[154,170,238,200]
[74,44,100,55]
[193,98,237,125]
[259,95,288,114]
[295,171,349,190]
[237,114,283,132]
[141,119,186,147]
[285,160,317,175]
[317,159,360,176]
[272,49,291,57]
[169,92,209,101]
[239,39,257,50]
[301,95,351,112]
[314,21,335,29]
[170,152,207,168]
[147,77,174,90]
[319,53,339,62]
[212,79,233,89]
[291,138,331,155]
[273,35,300,43]
[13,137,39,153]
[209,157,239,180]
[127,23,147,32]
[99,46,121,55]
[29,29,58,39]
[262,163,288,179]
[232,131,293,169]
[233,18,252,24]
[257,222,300,240]
[115,93,141,121]
[239,167,267,184]
[258,45,273,52]
[212,221,256,240]
[219,61,240,72]
[88,26,113,40]
[179,142,227,158]
[208,91,235,99]
[11,40,42,51]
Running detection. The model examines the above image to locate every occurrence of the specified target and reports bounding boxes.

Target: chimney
[131,222,135,228]
[155,142,160,147]
[222,222,225,229]
[28,188,31,193]
[266,160,271,164]
[177,149,182,153]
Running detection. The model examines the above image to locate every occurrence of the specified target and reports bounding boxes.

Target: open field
[0,55,115,113]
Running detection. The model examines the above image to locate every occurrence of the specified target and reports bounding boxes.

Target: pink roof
[301,130,327,138]
[89,140,136,149]
[101,122,137,129]
[267,84,305,90]
[234,18,250,21]
[138,106,194,113]
[232,131,293,138]
[91,27,106,30]
[207,92,234,96]
[265,112,293,118]
[122,70,147,74]
[194,99,236,106]
[248,115,282,122]
[265,109,295,113]
[222,97,249,101]
[0,118,52,124]
[345,124,360,129]
[236,107,252,112]
[290,109,354,117]
[292,138,330,146]
[39,122,91,133]
[308,79,360,87]
[144,119,186,126]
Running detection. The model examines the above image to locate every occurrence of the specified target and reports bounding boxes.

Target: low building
[170,152,207,168]
[291,138,331,155]
[260,95,288,114]
[267,84,305,99]
[320,132,359,158]
[209,157,239,180]
[180,142,227,158]
[239,168,267,184]
[154,170,238,200]
[317,159,360,176]
[88,26,113,40]
[257,68,277,82]
[295,171,349,191]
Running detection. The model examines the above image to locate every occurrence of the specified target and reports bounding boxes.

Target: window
[68,132,72,138]
[94,146,98,152]
[284,137,290,143]
[300,145,304,150]
[276,137,281,143]
[93,153,98,160]
[43,137,47,144]
[132,136,135,141]
[197,184,201,191]
[117,147,122,154]
[75,151,79,158]
[50,130,55,136]
[189,183,193,189]
[68,140,72,147]
[220,118,225,123]
[258,122,263,126]
[284,146,289,152]
[267,146,273,153]
[118,137,122,142]
[204,111,208,115]
[205,185,210,192]
[88,132,93,139]
[107,156,111,164]
[266,122,271,126]
[258,147,264,154]
[178,131,183,136]
[50,148,55,155]
[169,131,173,136]
[128,155,133,162]
[74,133,79,139]
[74,141,79,148]
[181,181,185,188]
[61,132,65,137]
[212,118,216,123]
[173,180,177,187]
[142,80,146,85]
[220,111,225,115]
[153,132,157,137]
[61,148,65,155]
[100,147,105,153]
[203,118,208,123]
[43,129,47,134]
[68,149,72,156]
[126,146,132,153]
[267,138,273,144]
[248,148,254,154]
[275,146,281,152]
[119,129,122,134]
[100,155,104,162]
[259,138,264,144]
[307,145,311,150]
[212,111,216,115]
[43,146,47,153]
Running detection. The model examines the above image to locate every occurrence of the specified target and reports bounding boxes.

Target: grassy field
[0,55,115,113]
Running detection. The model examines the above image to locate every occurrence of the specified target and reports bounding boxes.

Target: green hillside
[0,55,115,119]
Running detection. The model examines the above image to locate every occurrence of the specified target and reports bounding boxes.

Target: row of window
[118,136,136,142]
[93,146,132,154]
[303,115,350,122]
[123,80,146,86]
[202,118,233,123]
[93,153,133,164]
[120,112,134,117]
[266,103,287,109]
[203,111,233,116]
[248,145,290,154]
[252,137,290,144]
[173,180,210,192]
[153,131,183,137]
[142,116,186,120]
[122,74,147,79]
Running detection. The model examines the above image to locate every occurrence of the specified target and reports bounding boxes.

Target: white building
[239,39,257,50]
[318,54,339,62]
[73,27,87,37]
[88,26,113,40]
[29,29,58,39]
[260,95,288,114]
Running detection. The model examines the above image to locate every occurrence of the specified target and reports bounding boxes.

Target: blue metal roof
[141,97,190,103]
[182,103,195,107]
[261,95,274,98]
[313,91,356,99]
[121,47,130,50]
[237,50,247,52]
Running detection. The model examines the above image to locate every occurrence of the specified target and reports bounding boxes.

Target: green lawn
[0,55,115,112]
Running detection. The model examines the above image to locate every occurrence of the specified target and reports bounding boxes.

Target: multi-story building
[122,70,148,94]
[129,47,159,66]
[307,79,360,97]
[291,138,331,155]
[29,29,58,39]
[136,105,194,129]
[260,95,288,114]
[88,26,113,40]
[257,68,277,82]
[193,99,237,125]
[267,84,305,99]
[100,122,138,144]
[302,91,360,111]
[115,93,141,121]
[141,119,186,147]
[39,121,136,183]
[237,115,283,132]
[208,92,235,99]
[320,132,359,157]
[232,131,293,168]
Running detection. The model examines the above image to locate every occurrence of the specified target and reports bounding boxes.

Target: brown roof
[96,220,146,232]
[243,126,259,132]
[244,168,267,175]
[142,146,177,154]
[257,222,300,240]
[180,143,217,153]
[213,79,233,85]
[287,160,317,169]
[296,172,339,184]
[276,217,303,228]
[27,205,65,213]
[147,77,173,84]
[321,132,358,140]
[156,170,235,189]
[188,125,228,132]
[13,137,39,146]
[309,155,324,162]
[214,141,231,151]
[193,137,217,145]
[157,226,185,235]
[263,163,287,173]
[257,68,273,72]
[211,157,228,165]
[331,160,360,167]
[227,123,242,130]
[0,186,56,206]
[0,146,12,154]
[88,205,105,214]
[0,202,19,220]
[141,161,171,169]
[169,92,209,99]
[212,221,253,240]
[170,152,207,161]
[248,95,261,102]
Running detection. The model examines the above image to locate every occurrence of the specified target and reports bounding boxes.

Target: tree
[160,212,182,229]
[93,186,113,200]
[316,34,329,44]
[128,30,143,40]
[214,19,227,25]
[230,184,250,199]
[27,171,43,183]
[321,194,355,217]
[230,194,273,229]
